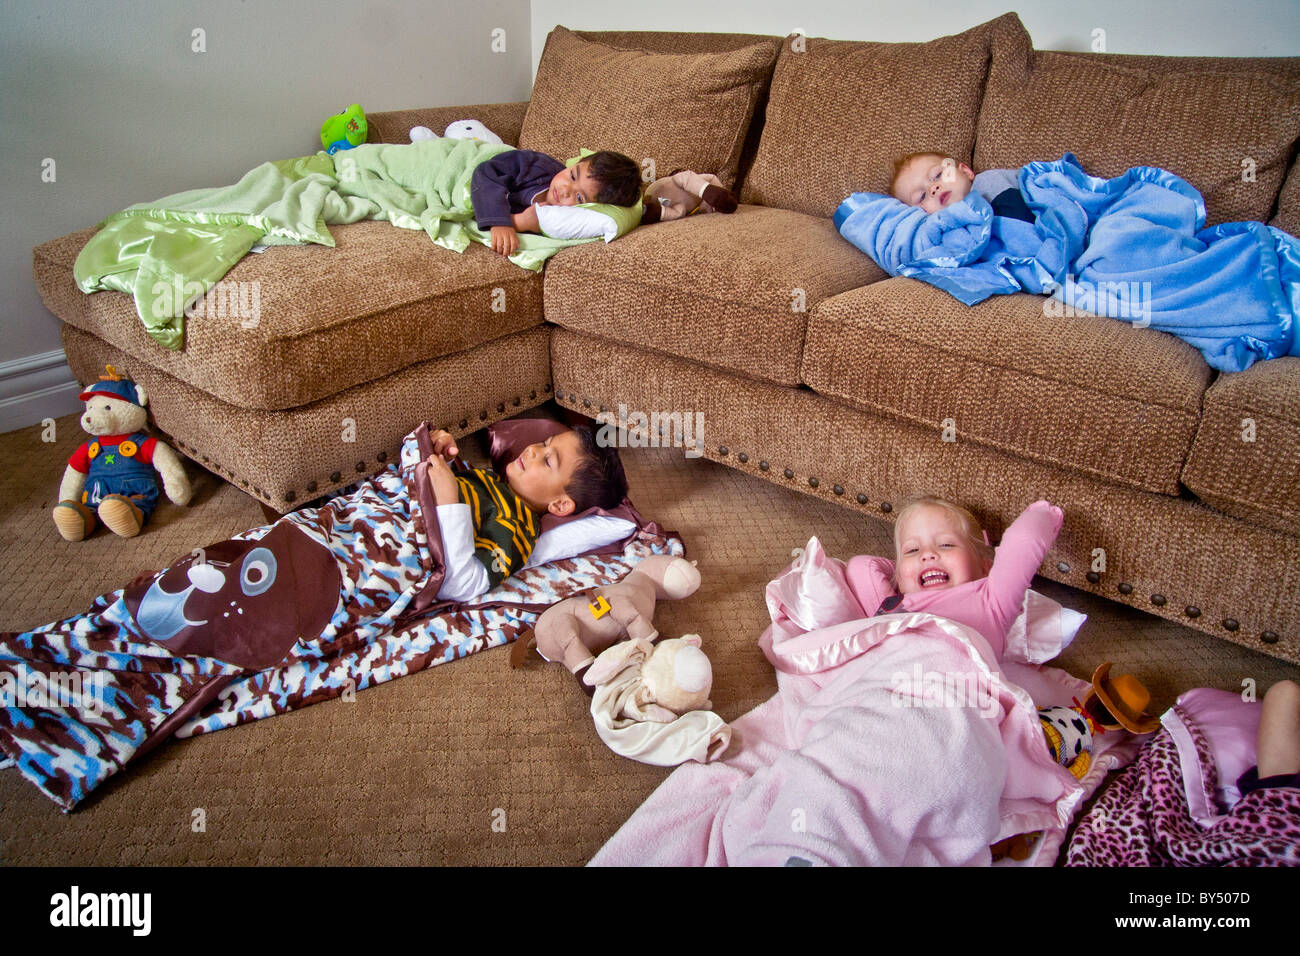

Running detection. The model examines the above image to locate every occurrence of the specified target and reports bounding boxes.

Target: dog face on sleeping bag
[124,522,341,670]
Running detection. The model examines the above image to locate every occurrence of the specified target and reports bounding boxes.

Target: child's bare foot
[1257,679,1300,778]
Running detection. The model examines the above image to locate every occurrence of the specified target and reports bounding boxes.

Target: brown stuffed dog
[509,554,700,677]
[640,170,738,224]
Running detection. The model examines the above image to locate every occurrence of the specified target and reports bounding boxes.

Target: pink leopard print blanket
[1066,703,1300,866]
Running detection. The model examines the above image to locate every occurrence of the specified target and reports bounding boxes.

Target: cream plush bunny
[581,634,731,766]
[585,634,714,720]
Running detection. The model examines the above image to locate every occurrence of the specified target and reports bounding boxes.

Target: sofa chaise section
[61,323,553,511]
[37,209,553,511]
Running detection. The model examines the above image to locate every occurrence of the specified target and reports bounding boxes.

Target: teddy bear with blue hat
[53,365,192,541]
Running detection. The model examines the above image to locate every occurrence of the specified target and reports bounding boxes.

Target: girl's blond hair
[890,495,995,586]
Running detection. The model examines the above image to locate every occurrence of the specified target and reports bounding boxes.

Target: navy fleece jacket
[470,149,565,229]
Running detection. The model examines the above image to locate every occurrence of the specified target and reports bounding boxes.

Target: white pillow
[525,514,636,569]
[534,203,620,242]
[1002,589,1087,664]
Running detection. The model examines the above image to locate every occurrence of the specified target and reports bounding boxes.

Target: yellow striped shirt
[454,467,539,589]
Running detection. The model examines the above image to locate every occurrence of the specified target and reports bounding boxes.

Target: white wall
[1,0,532,432]
[530,0,1300,76]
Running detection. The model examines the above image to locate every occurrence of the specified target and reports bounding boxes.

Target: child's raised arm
[985,499,1063,620]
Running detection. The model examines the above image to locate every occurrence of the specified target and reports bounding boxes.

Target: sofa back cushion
[739,13,1024,218]
[976,26,1300,226]
[367,102,529,148]
[518,26,780,191]
[1271,155,1300,237]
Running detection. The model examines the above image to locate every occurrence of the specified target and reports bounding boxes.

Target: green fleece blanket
[73,139,611,349]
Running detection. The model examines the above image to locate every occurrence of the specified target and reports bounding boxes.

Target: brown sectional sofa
[32,14,1300,664]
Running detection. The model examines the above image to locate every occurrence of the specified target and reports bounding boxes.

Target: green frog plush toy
[320,104,367,155]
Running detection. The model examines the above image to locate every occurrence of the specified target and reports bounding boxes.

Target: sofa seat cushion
[975,23,1300,226]
[543,204,885,386]
[802,279,1212,495]
[1183,358,1300,536]
[34,221,544,411]
[740,13,1024,217]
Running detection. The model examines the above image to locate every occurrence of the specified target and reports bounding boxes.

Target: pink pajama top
[844,500,1064,661]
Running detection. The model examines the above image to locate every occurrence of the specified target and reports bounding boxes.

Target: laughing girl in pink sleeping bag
[593,494,1113,866]
[846,495,1061,663]
[850,496,1111,782]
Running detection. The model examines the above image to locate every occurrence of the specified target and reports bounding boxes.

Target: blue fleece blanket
[834,153,1300,373]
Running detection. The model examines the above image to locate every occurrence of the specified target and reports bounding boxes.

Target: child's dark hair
[566,422,629,513]
[585,151,642,206]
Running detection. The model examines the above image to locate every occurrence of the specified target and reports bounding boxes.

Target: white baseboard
[0,349,85,436]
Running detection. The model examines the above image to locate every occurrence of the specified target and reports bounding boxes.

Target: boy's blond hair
[890,151,947,198]
[890,494,995,587]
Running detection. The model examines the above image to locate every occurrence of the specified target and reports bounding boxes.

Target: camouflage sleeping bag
[0,423,682,811]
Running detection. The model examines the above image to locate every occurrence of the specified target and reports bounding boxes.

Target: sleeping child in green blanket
[471,149,642,256]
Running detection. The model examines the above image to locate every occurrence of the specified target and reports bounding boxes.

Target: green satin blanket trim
[73,141,629,350]
[75,217,268,350]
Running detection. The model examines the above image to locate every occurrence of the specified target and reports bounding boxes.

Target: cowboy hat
[1084,662,1161,734]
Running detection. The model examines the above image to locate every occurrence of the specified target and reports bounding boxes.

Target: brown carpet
[2,407,1297,866]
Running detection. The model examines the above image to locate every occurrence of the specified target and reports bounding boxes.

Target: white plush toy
[582,634,731,765]
[409,120,504,145]
[442,119,503,144]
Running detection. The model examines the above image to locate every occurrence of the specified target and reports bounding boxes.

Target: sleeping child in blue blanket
[834,149,1300,373]
[890,152,1034,223]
